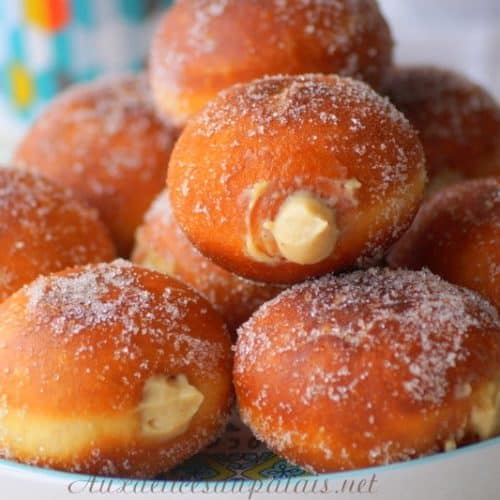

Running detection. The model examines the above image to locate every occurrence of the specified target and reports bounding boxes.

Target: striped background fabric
[0,0,171,127]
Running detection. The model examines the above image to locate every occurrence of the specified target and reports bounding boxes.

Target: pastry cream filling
[470,378,500,440]
[265,191,338,265]
[245,181,278,264]
[343,179,362,204]
[138,374,204,440]
[0,411,137,460]
[244,181,359,265]
[0,375,204,460]
[444,439,457,452]
[139,250,177,277]
[246,233,277,264]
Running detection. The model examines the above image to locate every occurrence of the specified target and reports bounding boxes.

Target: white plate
[0,436,499,500]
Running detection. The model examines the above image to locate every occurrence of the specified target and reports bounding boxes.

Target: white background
[379,0,500,100]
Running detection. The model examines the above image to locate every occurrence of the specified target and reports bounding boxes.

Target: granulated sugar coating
[14,74,179,256]
[234,268,500,472]
[168,74,426,284]
[0,167,115,302]
[196,72,408,138]
[0,260,233,477]
[388,177,500,311]
[150,0,393,122]
[385,66,500,184]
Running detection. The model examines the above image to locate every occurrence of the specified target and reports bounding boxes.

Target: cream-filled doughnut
[234,268,500,472]
[150,0,393,125]
[0,260,232,477]
[168,74,426,284]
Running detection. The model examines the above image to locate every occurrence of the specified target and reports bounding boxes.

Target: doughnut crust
[0,167,115,302]
[0,260,232,478]
[388,178,500,311]
[14,75,179,256]
[133,190,284,332]
[385,67,500,194]
[234,268,500,473]
[150,0,393,124]
[168,74,426,284]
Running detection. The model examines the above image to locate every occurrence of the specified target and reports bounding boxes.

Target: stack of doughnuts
[0,260,232,478]
[167,73,426,283]
[234,268,500,472]
[0,0,499,479]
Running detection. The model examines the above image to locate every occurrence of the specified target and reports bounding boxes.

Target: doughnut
[150,0,393,125]
[133,190,284,332]
[0,260,232,478]
[388,178,500,311]
[167,74,427,284]
[0,167,115,303]
[384,66,500,194]
[14,75,179,257]
[234,268,500,473]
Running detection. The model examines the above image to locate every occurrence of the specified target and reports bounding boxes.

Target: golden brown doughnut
[168,74,426,284]
[234,268,500,473]
[14,75,179,257]
[0,260,232,478]
[132,190,284,332]
[388,178,500,311]
[150,0,393,125]
[384,66,500,194]
[0,167,115,303]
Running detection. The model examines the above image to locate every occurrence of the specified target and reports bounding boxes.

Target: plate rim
[0,435,499,487]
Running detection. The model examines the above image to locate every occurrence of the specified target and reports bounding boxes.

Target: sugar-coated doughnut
[14,75,179,256]
[234,268,500,473]
[385,67,500,194]
[388,178,500,311]
[0,167,115,303]
[168,74,426,284]
[150,0,393,125]
[0,260,232,478]
[133,190,284,332]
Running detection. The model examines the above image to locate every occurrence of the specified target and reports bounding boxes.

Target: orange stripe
[47,0,70,31]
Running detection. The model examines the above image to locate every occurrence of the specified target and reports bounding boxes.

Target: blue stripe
[36,70,58,100]
[119,0,147,22]
[9,28,24,61]
[71,0,95,27]
[0,63,10,98]
[128,59,145,73]
[52,31,71,70]
[77,67,100,82]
